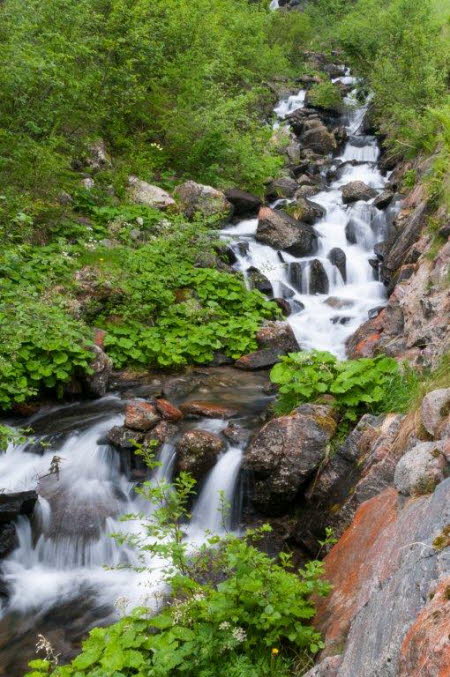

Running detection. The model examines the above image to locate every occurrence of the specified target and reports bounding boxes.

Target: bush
[25,466,330,677]
[308,81,343,111]
[270,350,415,420]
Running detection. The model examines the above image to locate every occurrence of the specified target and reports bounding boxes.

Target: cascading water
[0,70,396,674]
[223,75,395,357]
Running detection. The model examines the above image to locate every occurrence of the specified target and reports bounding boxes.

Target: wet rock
[373,190,394,210]
[289,261,303,292]
[272,297,291,316]
[345,219,357,245]
[154,398,183,422]
[256,321,300,353]
[243,405,336,514]
[288,197,325,225]
[368,305,384,320]
[256,207,317,256]
[323,63,346,78]
[236,241,250,257]
[328,248,346,282]
[309,259,329,295]
[162,375,202,403]
[294,184,320,199]
[107,425,145,449]
[420,388,450,437]
[144,421,178,451]
[223,423,250,446]
[373,241,385,259]
[175,430,224,481]
[394,441,447,496]
[82,345,113,397]
[224,188,262,217]
[280,282,295,299]
[128,176,175,210]
[234,349,284,370]
[124,401,160,432]
[301,124,337,155]
[315,479,450,676]
[341,181,377,204]
[266,176,299,200]
[174,180,233,223]
[247,267,273,296]
[179,401,238,419]
[324,297,354,310]
[0,522,18,559]
[291,299,305,313]
[0,491,38,525]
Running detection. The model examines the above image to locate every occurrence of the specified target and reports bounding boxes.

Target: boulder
[288,197,325,225]
[83,345,113,397]
[256,207,317,257]
[107,425,145,449]
[128,176,175,210]
[301,125,337,155]
[223,423,250,446]
[124,401,161,431]
[324,297,354,310]
[394,441,447,496]
[85,139,111,171]
[328,248,346,282]
[175,430,224,481]
[144,421,178,451]
[179,401,238,419]
[309,259,329,295]
[266,176,299,200]
[224,188,262,217]
[243,405,336,513]
[247,267,273,296]
[272,297,291,316]
[294,184,320,199]
[341,181,377,204]
[234,349,286,370]
[289,262,303,292]
[154,398,183,422]
[174,180,233,222]
[0,491,38,525]
[303,657,342,677]
[345,218,357,244]
[373,190,395,210]
[256,321,299,353]
[420,388,450,437]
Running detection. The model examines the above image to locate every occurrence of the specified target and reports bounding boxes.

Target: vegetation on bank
[0,0,314,410]
[26,467,331,677]
[270,350,418,421]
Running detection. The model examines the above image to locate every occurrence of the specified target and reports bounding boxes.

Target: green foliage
[0,300,93,409]
[308,81,343,111]
[26,457,329,677]
[315,0,450,159]
[0,0,308,219]
[0,425,29,451]
[270,350,412,420]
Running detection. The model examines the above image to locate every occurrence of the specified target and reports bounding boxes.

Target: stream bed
[0,72,397,675]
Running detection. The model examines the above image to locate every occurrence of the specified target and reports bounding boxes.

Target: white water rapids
[0,72,395,671]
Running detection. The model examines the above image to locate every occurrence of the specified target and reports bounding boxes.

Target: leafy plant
[308,80,343,111]
[270,350,409,420]
[26,459,329,677]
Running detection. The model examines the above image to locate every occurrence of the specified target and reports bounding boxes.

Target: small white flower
[219,621,231,630]
[231,627,247,643]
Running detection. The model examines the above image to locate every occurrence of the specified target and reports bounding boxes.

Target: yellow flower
[271,648,279,656]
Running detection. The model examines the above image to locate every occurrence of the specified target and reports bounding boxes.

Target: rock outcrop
[243,404,336,513]
[128,176,176,210]
[175,429,224,481]
[174,180,233,222]
[255,207,318,256]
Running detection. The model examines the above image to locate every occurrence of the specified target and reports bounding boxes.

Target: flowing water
[0,74,395,673]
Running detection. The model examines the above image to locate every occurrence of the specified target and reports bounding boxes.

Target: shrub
[270,350,414,420]
[308,81,343,111]
[26,465,330,677]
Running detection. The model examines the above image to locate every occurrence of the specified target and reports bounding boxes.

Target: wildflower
[231,627,247,643]
[219,621,231,630]
[271,648,279,656]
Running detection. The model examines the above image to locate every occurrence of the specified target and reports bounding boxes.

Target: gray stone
[256,207,317,256]
[243,406,336,514]
[420,388,450,437]
[174,180,233,222]
[301,125,337,155]
[175,430,224,481]
[309,259,329,295]
[341,181,377,204]
[328,247,346,282]
[128,176,175,210]
[394,441,447,496]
